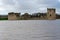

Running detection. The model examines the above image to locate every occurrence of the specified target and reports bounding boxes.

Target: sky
[0,0,60,15]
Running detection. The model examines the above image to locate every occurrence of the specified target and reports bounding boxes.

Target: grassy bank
[0,18,8,20]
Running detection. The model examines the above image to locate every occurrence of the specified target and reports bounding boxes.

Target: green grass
[0,18,8,20]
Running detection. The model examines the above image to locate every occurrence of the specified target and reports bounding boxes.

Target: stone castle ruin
[8,8,56,20]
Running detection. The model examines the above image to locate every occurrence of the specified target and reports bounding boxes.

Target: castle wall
[8,14,17,20]
[8,12,20,20]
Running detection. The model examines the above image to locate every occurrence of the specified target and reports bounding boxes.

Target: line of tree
[21,12,47,17]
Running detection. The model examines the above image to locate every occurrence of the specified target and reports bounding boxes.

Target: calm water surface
[0,20,60,40]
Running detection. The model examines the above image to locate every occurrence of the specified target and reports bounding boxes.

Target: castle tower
[47,8,56,20]
[8,12,20,20]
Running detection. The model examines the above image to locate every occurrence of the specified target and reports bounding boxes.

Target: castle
[8,8,56,20]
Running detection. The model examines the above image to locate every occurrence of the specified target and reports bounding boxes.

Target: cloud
[0,0,60,15]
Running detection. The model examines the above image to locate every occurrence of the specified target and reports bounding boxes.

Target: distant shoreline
[0,18,60,20]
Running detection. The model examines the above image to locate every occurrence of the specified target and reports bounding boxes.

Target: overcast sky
[0,0,60,15]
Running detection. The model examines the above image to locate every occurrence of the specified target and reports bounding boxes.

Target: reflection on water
[0,20,60,40]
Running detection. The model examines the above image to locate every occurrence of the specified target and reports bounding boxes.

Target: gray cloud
[0,0,60,15]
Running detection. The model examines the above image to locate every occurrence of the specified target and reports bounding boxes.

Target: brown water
[0,20,60,40]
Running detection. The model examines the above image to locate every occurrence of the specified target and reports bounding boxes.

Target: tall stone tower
[47,8,56,20]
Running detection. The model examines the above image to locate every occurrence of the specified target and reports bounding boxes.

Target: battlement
[47,8,55,10]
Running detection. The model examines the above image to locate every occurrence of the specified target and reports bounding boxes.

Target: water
[0,20,60,40]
